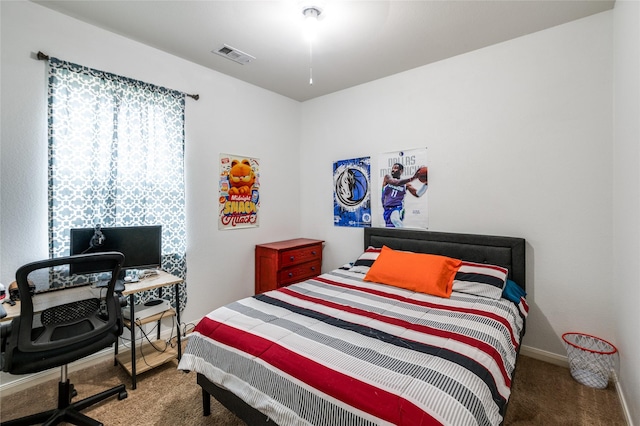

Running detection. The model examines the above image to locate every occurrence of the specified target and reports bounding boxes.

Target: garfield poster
[219,154,260,230]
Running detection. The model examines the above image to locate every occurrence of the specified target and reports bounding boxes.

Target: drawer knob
[288,272,293,277]
[311,251,316,255]
[311,266,316,271]
[290,256,295,261]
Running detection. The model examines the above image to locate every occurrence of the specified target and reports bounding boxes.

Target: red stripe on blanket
[315,276,519,349]
[279,286,511,389]
[194,317,443,426]
[460,261,508,274]
[519,297,529,317]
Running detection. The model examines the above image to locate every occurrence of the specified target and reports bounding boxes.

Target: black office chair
[0,252,128,426]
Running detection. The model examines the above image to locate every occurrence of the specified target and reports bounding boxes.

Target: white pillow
[348,246,381,274]
[452,261,508,299]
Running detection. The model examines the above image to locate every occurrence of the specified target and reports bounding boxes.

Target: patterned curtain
[47,57,187,311]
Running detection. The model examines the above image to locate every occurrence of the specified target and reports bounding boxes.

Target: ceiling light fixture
[302,6,321,42]
[302,6,322,86]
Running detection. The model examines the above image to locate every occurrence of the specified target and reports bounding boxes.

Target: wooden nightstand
[255,238,324,294]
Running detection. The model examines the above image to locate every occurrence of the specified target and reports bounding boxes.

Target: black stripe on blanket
[455,272,505,288]
[254,293,507,412]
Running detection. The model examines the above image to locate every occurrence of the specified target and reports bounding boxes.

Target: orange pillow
[363,246,462,298]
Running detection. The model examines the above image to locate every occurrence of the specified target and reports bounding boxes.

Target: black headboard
[364,228,526,291]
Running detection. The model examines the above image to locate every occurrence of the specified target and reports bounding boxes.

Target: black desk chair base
[1,369,128,426]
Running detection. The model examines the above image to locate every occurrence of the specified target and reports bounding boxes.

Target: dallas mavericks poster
[333,157,371,227]
[373,148,428,229]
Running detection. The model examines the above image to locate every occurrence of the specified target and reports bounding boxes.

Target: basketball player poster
[373,148,428,229]
[333,156,371,227]
[218,154,260,230]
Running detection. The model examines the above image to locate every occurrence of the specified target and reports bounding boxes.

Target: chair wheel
[118,390,128,400]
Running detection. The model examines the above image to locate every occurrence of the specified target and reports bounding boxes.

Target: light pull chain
[309,42,314,85]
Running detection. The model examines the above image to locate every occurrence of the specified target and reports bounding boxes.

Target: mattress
[178,268,527,426]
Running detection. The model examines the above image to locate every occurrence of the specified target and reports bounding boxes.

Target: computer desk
[1,270,184,390]
[115,271,183,389]
[1,284,101,321]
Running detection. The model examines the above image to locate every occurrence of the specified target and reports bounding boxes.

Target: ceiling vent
[213,45,255,65]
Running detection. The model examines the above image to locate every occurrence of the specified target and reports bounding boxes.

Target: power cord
[117,333,133,349]
[137,310,175,368]
[180,322,196,338]
[115,311,175,363]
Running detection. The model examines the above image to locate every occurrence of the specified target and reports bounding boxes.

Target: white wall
[2,2,636,422]
[0,0,302,329]
[300,12,614,358]
[613,1,640,422]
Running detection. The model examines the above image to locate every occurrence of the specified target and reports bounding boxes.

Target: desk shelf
[113,271,183,390]
[123,309,176,329]
[119,309,177,377]
[116,340,178,376]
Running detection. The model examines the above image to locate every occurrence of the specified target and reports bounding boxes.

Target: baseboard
[519,344,569,367]
[612,370,635,426]
[0,327,186,397]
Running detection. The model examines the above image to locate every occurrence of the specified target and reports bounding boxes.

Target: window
[47,57,187,310]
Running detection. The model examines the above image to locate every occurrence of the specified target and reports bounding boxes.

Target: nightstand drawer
[278,260,321,286]
[279,244,322,267]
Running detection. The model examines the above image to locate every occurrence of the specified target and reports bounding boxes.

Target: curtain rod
[37,51,200,100]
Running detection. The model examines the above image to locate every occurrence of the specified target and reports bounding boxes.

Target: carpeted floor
[0,355,626,425]
[503,355,626,425]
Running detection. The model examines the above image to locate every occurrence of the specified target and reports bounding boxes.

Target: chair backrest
[2,252,125,374]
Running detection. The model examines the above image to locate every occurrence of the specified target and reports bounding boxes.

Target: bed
[178,228,527,425]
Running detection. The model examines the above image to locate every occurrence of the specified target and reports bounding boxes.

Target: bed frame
[196,228,526,424]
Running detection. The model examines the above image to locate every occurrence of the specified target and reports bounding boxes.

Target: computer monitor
[69,225,162,291]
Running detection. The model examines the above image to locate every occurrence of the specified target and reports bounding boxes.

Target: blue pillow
[502,279,526,304]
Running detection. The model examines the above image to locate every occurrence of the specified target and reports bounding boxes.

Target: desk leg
[175,282,182,360]
[157,287,163,340]
[129,293,137,390]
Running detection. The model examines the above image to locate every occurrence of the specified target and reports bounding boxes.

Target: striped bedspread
[178,269,526,426]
